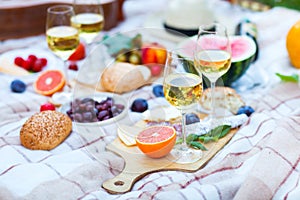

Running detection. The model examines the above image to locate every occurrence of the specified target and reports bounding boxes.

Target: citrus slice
[136,126,176,158]
[34,70,65,96]
[286,20,300,69]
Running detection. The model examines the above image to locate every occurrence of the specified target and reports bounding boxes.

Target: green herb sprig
[177,125,232,151]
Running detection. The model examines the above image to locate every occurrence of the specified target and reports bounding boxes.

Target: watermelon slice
[178,35,257,86]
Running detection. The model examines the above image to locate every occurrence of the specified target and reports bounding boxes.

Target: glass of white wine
[163,50,203,164]
[194,23,231,122]
[46,5,80,101]
[71,0,105,45]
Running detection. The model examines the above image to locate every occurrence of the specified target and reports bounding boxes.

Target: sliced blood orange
[34,70,65,96]
[136,126,176,158]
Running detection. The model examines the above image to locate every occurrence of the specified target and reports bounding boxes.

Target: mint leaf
[218,125,231,138]
[189,141,207,151]
[276,73,299,83]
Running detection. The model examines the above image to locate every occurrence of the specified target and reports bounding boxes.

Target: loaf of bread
[20,111,72,150]
[200,87,245,114]
[100,62,151,93]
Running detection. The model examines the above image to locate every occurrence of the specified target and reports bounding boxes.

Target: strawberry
[14,57,24,67]
[68,62,78,71]
[32,59,44,72]
[68,43,86,61]
[40,103,56,112]
[22,59,32,71]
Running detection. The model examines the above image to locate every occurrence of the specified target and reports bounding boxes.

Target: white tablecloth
[1,0,300,199]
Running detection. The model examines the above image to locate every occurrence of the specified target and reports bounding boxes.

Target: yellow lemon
[287,20,300,69]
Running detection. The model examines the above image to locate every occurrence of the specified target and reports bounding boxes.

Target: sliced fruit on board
[34,70,65,96]
[135,125,176,158]
[178,35,257,86]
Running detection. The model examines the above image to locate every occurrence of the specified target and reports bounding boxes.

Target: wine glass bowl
[194,23,231,121]
[71,0,105,44]
[163,49,203,164]
[46,5,80,61]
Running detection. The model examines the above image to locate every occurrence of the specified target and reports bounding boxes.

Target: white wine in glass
[71,0,105,44]
[194,23,231,121]
[46,5,80,61]
[163,50,203,164]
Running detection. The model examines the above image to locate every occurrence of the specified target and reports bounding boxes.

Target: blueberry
[131,98,148,113]
[186,113,200,125]
[10,79,26,93]
[152,85,164,97]
[237,106,255,117]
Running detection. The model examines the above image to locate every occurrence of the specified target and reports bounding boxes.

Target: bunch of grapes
[66,97,125,123]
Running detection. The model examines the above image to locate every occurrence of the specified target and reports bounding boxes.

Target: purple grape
[74,113,83,122]
[86,104,94,112]
[103,115,110,121]
[98,110,109,120]
[83,112,93,121]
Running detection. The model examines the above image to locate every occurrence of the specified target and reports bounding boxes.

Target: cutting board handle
[102,168,145,194]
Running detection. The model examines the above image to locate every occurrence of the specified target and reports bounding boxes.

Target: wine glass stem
[63,60,72,91]
[210,81,216,120]
[181,111,189,150]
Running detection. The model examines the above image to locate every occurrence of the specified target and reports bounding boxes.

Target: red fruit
[40,102,56,111]
[22,59,32,71]
[141,43,167,65]
[68,43,86,61]
[28,55,37,63]
[142,48,157,64]
[32,59,44,72]
[150,65,162,76]
[14,57,24,67]
[68,62,78,71]
[39,58,48,67]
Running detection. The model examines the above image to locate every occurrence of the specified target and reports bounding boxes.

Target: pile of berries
[66,97,125,123]
[14,55,47,72]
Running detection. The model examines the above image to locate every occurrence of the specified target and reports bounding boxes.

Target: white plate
[0,47,61,76]
[59,92,128,126]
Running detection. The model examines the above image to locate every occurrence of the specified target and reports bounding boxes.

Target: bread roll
[101,62,151,93]
[20,111,72,150]
[200,87,245,114]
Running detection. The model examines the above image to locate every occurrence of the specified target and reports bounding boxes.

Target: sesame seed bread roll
[20,111,72,150]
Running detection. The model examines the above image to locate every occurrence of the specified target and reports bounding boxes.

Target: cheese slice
[117,124,143,146]
[0,58,30,76]
[142,106,181,122]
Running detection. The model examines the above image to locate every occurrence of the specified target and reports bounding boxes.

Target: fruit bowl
[177,35,257,87]
[59,92,128,126]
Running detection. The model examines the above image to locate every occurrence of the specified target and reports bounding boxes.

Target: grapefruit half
[34,70,65,96]
[136,126,176,158]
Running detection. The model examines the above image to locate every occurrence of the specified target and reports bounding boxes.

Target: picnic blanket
[1,4,300,200]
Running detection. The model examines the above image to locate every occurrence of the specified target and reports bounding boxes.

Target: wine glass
[46,5,80,103]
[194,23,231,122]
[163,49,203,164]
[71,0,105,45]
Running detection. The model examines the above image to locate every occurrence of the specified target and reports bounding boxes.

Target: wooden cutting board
[102,127,238,194]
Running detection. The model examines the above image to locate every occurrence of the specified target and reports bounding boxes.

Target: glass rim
[198,22,228,34]
[47,5,74,14]
[167,48,194,61]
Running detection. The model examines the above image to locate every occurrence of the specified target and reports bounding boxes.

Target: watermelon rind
[178,35,257,86]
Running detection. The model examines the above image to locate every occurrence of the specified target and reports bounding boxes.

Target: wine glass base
[169,145,202,164]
